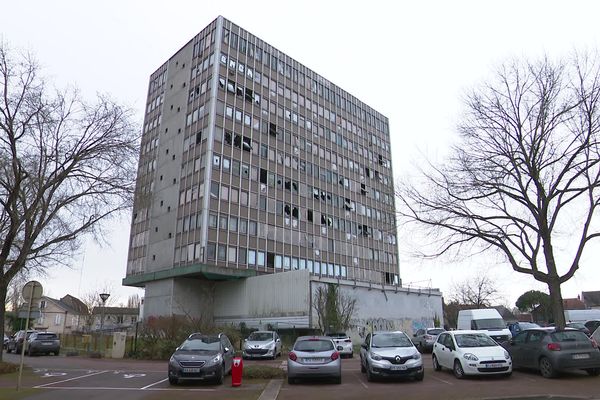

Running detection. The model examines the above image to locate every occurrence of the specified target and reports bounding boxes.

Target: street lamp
[99,293,110,332]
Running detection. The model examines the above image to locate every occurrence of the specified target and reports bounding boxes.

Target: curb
[257,379,283,400]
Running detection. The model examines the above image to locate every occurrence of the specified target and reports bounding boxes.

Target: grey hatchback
[168,332,234,385]
[503,327,600,378]
[26,332,60,356]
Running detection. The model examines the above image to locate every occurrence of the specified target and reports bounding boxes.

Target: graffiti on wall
[351,317,435,338]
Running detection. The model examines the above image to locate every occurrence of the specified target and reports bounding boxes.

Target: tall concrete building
[124,16,442,331]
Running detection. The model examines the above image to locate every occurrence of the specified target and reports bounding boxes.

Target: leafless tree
[396,52,600,329]
[0,44,139,360]
[127,294,141,308]
[450,274,500,308]
[313,283,357,333]
[79,284,116,330]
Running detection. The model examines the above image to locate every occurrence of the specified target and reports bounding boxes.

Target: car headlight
[209,354,222,365]
[169,355,177,364]
[463,353,479,361]
[412,352,422,360]
[370,351,382,361]
[504,350,511,360]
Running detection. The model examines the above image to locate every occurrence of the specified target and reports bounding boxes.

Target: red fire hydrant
[231,356,243,386]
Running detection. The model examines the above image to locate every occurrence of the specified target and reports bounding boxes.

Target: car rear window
[248,332,273,341]
[551,331,589,342]
[295,339,334,352]
[326,333,348,338]
[427,329,445,335]
[35,333,58,340]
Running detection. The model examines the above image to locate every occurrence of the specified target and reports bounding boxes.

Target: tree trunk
[0,281,7,362]
[547,279,565,328]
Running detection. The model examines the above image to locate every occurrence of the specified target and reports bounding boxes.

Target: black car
[6,330,37,354]
[168,332,235,385]
[584,320,600,335]
[26,332,60,356]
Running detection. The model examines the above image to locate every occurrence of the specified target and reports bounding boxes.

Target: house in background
[36,295,89,334]
[581,291,600,310]
[91,306,139,332]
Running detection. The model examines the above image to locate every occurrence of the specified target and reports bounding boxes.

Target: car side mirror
[276,338,281,342]
[244,338,248,342]
[413,333,417,337]
[361,342,367,349]
[224,347,230,353]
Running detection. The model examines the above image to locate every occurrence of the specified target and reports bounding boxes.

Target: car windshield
[35,333,57,340]
[551,331,589,342]
[454,333,497,348]
[473,318,505,329]
[179,335,220,351]
[519,322,540,329]
[248,332,273,341]
[294,339,334,352]
[567,323,586,329]
[372,333,412,348]
[427,329,445,335]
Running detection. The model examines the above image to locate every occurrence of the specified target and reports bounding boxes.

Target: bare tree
[313,283,357,333]
[79,284,116,330]
[396,53,600,329]
[450,274,500,308]
[0,45,139,360]
[127,294,141,308]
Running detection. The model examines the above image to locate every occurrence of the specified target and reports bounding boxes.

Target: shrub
[242,365,286,379]
[0,362,19,374]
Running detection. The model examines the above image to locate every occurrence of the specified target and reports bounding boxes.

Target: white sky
[2,0,600,307]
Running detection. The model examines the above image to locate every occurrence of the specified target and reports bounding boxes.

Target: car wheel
[453,360,465,379]
[415,369,424,381]
[215,365,225,384]
[366,363,375,382]
[539,357,557,379]
[334,375,342,384]
[287,376,295,384]
[432,355,442,371]
[168,375,179,385]
[585,368,600,377]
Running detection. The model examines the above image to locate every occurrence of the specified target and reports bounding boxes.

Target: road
[1,351,599,399]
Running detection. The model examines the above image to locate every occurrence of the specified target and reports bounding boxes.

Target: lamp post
[99,293,110,332]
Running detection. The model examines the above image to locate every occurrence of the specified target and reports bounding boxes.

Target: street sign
[22,280,43,302]
[17,307,41,319]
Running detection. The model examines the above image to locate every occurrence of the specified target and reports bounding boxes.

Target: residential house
[581,291,600,310]
[36,295,89,334]
[91,306,139,332]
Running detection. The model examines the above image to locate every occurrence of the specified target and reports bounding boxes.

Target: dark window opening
[242,136,252,151]
[260,168,267,184]
[267,252,275,268]
[269,122,277,136]
[284,204,291,215]
[245,87,253,102]
[307,209,313,222]
[361,183,367,196]
[225,131,232,145]
[196,131,202,144]
[292,207,299,219]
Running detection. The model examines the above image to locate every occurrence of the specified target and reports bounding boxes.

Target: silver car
[325,332,353,358]
[360,331,424,381]
[242,331,282,359]
[287,336,342,384]
[412,328,445,352]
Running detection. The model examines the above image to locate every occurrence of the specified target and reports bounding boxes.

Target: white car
[326,332,353,358]
[432,330,512,379]
[242,331,282,359]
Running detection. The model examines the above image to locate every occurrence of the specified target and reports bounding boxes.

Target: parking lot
[1,351,600,400]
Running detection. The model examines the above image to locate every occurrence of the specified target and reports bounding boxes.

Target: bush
[0,361,19,374]
[242,365,286,379]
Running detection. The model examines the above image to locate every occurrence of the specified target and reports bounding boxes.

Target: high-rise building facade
[124,16,399,317]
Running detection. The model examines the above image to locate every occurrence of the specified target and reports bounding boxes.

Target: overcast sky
[3,0,600,307]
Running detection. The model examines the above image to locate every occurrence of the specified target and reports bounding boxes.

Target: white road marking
[430,375,453,385]
[42,372,67,378]
[34,370,109,388]
[124,373,146,379]
[354,372,368,389]
[140,378,168,389]
[30,386,217,391]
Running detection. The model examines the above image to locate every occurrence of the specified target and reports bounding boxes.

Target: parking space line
[353,372,368,389]
[141,378,168,389]
[33,370,109,388]
[29,386,217,391]
[429,375,453,385]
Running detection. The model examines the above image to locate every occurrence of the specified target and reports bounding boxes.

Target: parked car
[325,332,353,358]
[592,326,600,346]
[432,330,512,379]
[167,332,235,385]
[26,332,60,356]
[242,330,281,359]
[507,322,541,337]
[3,334,8,350]
[6,330,37,354]
[360,331,424,382]
[566,322,591,336]
[412,328,445,352]
[502,327,600,378]
[585,320,600,336]
[457,309,512,343]
[287,336,342,384]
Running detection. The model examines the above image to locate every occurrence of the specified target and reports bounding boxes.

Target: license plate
[42,342,52,345]
[485,363,503,368]
[390,365,407,371]
[182,368,201,373]
[573,354,590,360]
[304,358,324,364]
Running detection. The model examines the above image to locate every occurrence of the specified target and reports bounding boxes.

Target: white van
[564,309,600,324]
[457,309,512,343]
